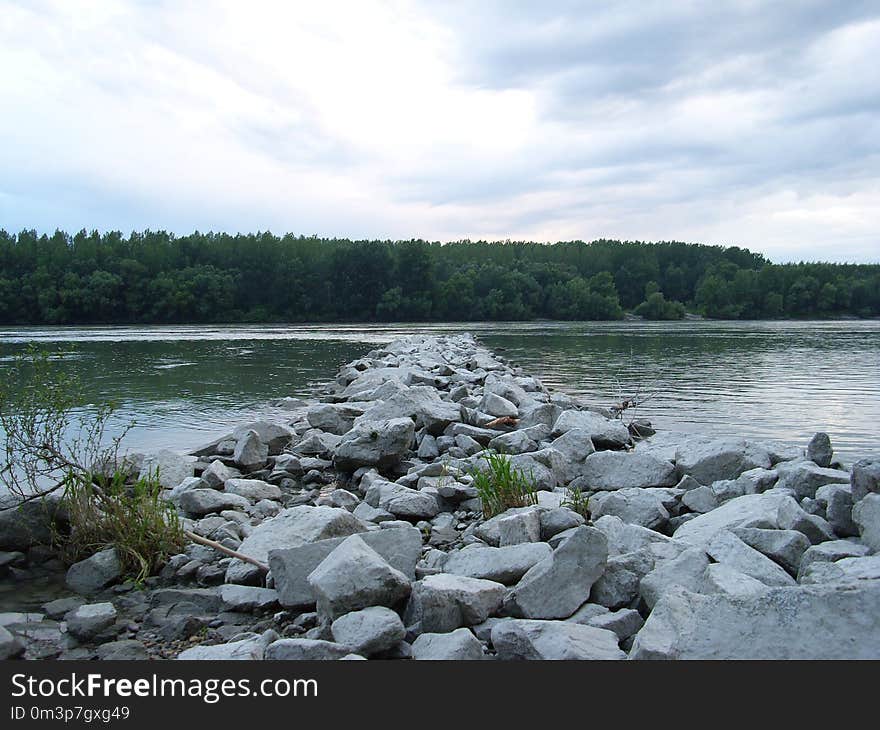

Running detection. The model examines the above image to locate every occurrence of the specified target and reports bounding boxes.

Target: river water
[1,321,878,464]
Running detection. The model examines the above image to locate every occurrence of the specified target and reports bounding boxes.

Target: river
[1,320,878,464]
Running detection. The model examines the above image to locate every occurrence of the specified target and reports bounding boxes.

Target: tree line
[0,229,878,324]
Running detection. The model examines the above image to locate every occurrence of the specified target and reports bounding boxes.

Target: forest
[0,229,878,324]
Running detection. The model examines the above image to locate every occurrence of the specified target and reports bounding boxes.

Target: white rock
[491,619,625,660]
[412,628,484,660]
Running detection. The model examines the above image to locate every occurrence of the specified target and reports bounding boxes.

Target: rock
[412,628,484,660]
[232,429,268,471]
[576,451,677,490]
[565,603,610,625]
[852,493,880,551]
[219,585,279,612]
[0,494,63,551]
[292,430,341,458]
[384,488,439,521]
[491,619,625,660]
[776,498,837,544]
[269,526,422,608]
[704,531,796,586]
[66,602,117,640]
[179,489,250,516]
[851,459,880,502]
[43,597,85,620]
[639,548,709,609]
[265,638,351,660]
[224,478,282,502]
[730,528,810,575]
[96,639,148,660]
[539,507,585,540]
[444,543,553,585]
[815,483,857,537]
[227,505,366,584]
[139,449,196,488]
[65,548,122,595]
[497,510,542,546]
[674,438,771,484]
[306,404,361,435]
[0,626,24,659]
[592,514,676,557]
[488,430,539,455]
[232,421,295,454]
[481,392,518,418]
[177,631,277,660]
[797,540,872,579]
[799,555,880,585]
[775,459,849,499]
[417,435,440,459]
[681,486,719,513]
[546,430,596,481]
[200,460,240,489]
[589,489,669,531]
[588,608,644,641]
[505,526,607,619]
[702,563,768,598]
[330,606,405,656]
[672,491,796,547]
[551,410,630,448]
[308,535,411,620]
[590,550,655,609]
[404,574,506,633]
[333,418,415,472]
[806,432,833,468]
[630,582,880,659]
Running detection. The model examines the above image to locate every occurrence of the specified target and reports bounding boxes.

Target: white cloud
[0,0,877,261]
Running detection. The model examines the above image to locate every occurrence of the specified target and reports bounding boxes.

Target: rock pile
[2,334,878,660]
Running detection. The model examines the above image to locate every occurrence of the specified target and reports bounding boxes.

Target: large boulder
[354,388,461,436]
[330,606,405,657]
[308,535,412,620]
[412,628,484,660]
[551,410,630,448]
[704,530,796,587]
[232,430,269,472]
[575,451,677,490]
[178,489,250,517]
[672,491,797,547]
[268,526,422,608]
[65,548,122,595]
[504,526,607,619]
[264,638,351,661]
[443,543,553,585]
[775,459,849,499]
[0,494,62,550]
[630,582,880,659]
[404,574,506,633]
[730,527,810,576]
[139,450,196,488]
[491,619,625,660]
[333,418,415,472]
[232,421,295,455]
[176,631,277,660]
[226,506,366,584]
[852,493,880,552]
[674,438,771,484]
[589,489,670,531]
[851,459,880,502]
[639,547,709,609]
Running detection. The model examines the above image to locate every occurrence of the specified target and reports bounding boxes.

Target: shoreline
[1,332,878,660]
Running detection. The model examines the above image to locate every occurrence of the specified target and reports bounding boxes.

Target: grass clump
[561,487,591,520]
[470,450,538,518]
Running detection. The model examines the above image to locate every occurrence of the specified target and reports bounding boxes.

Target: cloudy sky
[1,1,878,262]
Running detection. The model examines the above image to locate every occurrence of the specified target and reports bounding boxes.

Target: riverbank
[1,333,879,660]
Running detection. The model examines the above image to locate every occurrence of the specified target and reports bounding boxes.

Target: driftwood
[484,415,519,430]
[184,530,269,573]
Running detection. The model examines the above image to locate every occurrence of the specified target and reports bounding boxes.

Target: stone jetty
[1,333,879,660]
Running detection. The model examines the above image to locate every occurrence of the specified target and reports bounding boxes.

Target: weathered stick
[184,530,269,572]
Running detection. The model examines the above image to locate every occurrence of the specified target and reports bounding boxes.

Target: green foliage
[470,450,538,518]
[0,229,878,323]
[560,487,591,520]
[60,469,185,584]
[634,290,686,320]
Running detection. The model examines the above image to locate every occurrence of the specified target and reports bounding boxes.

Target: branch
[184,530,269,573]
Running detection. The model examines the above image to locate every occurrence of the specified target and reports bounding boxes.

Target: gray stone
[201,460,240,489]
[269,526,422,608]
[43,597,85,621]
[491,619,625,660]
[330,606,405,656]
[630,582,880,659]
[672,491,796,547]
[139,449,196,488]
[405,574,505,633]
[799,555,880,585]
[233,429,269,471]
[815,483,857,537]
[232,421,295,454]
[412,628,484,660]
[306,403,360,435]
[775,459,849,499]
[264,638,351,661]
[705,530,796,586]
[353,502,394,523]
[224,478,282,502]
[576,450,677,490]
[639,548,709,609]
[443,543,553,585]
[797,540,872,579]
[851,459,880,502]
[674,438,772,484]
[587,608,644,641]
[488,430,539,455]
[592,515,676,557]
[334,418,415,471]
[219,585,279,612]
[682,486,719,513]
[731,527,810,575]
[546,430,596,482]
[417,434,440,459]
[96,639,148,660]
[65,548,121,595]
[539,507,585,540]
[176,631,277,660]
[806,432,833,468]
[589,489,669,531]
[852,493,880,551]
[551,410,631,448]
[0,626,24,659]
[497,510,542,546]
[505,526,607,619]
[702,563,768,598]
[776,498,837,544]
[179,489,250,516]
[481,392,518,418]
[66,602,117,640]
[590,550,655,609]
[308,535,411,620]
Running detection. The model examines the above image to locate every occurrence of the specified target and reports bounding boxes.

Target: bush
[470,451,538,518]
[561,487,591,520]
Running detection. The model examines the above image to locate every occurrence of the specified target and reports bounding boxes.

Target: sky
[1,0,878,263]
